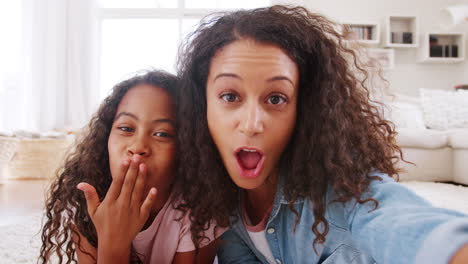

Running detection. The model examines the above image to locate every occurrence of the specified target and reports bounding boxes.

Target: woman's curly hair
[39,70,178,264]
[174,5,403,250]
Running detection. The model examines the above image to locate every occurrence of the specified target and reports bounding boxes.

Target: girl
[39,71,222,264]
[175,5,468,264]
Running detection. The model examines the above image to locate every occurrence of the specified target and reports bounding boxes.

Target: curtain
[0,0,98,132]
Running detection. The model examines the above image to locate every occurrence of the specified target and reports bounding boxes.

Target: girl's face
[108,84,176,198]
[206,39,299,191]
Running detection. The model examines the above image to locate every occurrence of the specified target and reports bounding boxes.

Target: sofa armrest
[397,128,448,149]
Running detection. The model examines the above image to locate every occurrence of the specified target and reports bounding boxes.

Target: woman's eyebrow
[267,76,295,87]
[214,73,241,82]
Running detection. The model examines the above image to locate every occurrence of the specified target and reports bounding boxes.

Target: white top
[243,205,276,264]
[246,229,277,264]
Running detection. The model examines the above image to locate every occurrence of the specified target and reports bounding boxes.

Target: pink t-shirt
[132,195,225,263]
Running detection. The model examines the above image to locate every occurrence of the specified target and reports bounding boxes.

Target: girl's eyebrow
[115,112,138,121]
[114,112,175,127]
[153,118,175,127]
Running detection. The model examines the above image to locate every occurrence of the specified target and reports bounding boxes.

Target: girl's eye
[154,131,172,138]
[118,126,134,132]
[267,95,287,105]
[220,93,239,103]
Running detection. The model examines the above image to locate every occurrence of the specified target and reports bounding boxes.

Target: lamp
[441,5,468,28]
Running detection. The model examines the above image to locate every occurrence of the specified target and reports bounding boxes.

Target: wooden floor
[0,179,50,226]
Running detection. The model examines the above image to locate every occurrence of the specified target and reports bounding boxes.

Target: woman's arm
[344,173,468,264]
[172,238,220,264]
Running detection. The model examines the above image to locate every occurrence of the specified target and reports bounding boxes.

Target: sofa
[383,92,468,185]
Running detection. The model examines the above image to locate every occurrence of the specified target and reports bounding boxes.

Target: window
[0,1,22,130]
[97,0,270,98]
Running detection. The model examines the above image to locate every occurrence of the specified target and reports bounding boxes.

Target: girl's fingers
[106,158,130,200]
[77,182,100,218]
[140,188,157,222]
[131,163,147,206]
[119,156,140,203]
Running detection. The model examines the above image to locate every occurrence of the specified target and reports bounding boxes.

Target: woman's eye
[118,126,134,132]
[220,93,239,103]
[267,95,287,105]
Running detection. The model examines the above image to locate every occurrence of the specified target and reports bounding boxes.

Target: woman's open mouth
[235,147,265,178]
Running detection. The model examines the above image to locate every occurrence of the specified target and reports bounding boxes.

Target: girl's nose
[239,102,264,137]
[127,137,151,157]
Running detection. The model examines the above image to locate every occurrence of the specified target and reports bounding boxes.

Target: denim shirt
[217,173,468,264]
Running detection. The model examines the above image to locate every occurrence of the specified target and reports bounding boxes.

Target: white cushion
[420,88,468,130]
[384,101,426,129]
[396,128,448,149]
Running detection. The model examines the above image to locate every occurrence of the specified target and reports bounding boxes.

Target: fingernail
[151,188,157,195]
[77,183,84,190]
[139,163,145,172]
[123,159,130,166]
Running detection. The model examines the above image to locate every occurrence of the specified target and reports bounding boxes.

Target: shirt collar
[276,174,305,205]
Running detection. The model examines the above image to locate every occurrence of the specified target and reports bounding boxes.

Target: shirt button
[267,228,275,234]
[275,259,282,264]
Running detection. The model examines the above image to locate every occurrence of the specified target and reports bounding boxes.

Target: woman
[174,5,468,263]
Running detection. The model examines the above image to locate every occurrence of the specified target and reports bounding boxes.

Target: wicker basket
[1,136,74,179]
[0,136,20,183]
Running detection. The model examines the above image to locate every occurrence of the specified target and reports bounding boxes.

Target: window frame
[95,0,272,98]
[95,1,238,98]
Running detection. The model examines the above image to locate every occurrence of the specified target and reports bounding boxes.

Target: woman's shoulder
[324,172,399,205]
[323,172,416,228]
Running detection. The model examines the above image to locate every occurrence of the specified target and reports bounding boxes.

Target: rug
[0,213,43,264]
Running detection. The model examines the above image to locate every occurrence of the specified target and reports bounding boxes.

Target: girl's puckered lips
[234,147,266,179]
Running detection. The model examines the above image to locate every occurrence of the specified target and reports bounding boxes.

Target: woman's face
[206,39,299,191]
[108,84,176,198]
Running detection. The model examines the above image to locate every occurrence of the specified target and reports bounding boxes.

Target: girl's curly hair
[39,70,178,264]
[174,5,403,250]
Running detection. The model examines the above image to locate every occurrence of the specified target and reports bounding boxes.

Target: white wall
[274,0,468,96]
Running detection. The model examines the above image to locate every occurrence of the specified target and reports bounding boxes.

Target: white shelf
[421,57,464,63]
[385,15,419,48]
[342,21,380,45]
[420,33,465,63]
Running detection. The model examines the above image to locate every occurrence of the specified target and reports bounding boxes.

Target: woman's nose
[239,102,264,137]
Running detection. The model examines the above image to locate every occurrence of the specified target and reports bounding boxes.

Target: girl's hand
[77,155,157,263]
